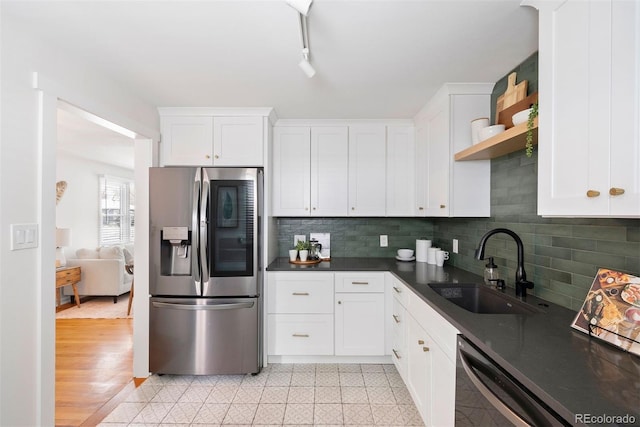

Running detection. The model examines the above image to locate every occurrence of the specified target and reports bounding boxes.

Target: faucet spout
[475,228,533,298]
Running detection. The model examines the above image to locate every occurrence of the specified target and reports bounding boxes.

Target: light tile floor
[99,363,424,426]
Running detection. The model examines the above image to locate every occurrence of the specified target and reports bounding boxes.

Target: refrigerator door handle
[200,169,210,288]
[152,301,255,311]
[192,173,201,287]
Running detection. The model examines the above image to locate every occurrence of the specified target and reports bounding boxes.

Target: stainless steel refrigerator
[149,167,262,375]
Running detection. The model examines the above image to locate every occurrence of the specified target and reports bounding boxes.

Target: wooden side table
[56,266,81,308]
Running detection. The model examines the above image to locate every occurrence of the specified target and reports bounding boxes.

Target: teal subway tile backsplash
[276,217,433,258]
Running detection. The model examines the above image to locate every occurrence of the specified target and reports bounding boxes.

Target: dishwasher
[455,335,571,426]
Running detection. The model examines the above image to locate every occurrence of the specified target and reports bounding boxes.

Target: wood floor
[55,318,134,427]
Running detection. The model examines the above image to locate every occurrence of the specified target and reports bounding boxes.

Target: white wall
[56,152,134,258]
[1,7,159,426]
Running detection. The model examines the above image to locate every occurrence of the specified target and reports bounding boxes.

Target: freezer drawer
[149,297,260,375]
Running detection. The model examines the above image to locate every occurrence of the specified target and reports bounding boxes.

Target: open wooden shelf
[455,117,538,161]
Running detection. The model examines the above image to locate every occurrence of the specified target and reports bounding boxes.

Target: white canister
[416,239,432,263]
[427,247,440,265]
[471,117,489,145]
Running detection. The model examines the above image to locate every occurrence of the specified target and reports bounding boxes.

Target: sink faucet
[474,228,534,298]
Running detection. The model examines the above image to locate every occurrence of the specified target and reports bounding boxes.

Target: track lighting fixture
[287,0,315,78]
[286,0,313,16]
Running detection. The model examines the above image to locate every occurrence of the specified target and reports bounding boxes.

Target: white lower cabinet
[391,297,408,380]
[267,314,333,356]
[407,315,433,420]
[335,292,385,356]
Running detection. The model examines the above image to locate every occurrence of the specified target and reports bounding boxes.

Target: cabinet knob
[440,204,446,209]
[313,207,316,210]
[418,340,424,345]
[338,301,342,304]
[609,187,625,196]
[351,207,355,211]
[418,207,424,211]
[205,155,211,159]
[586,190,600,198]
[214,154,219,159]
[423,346,430,352]
[305,207,309,211]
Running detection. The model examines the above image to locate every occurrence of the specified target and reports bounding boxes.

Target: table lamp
[56,228,72,267]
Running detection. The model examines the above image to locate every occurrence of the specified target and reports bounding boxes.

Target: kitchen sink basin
[428,283,538,315]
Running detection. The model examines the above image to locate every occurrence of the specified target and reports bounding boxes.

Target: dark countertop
[267,257,640,426]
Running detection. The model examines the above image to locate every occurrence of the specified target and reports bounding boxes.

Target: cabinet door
[348,125,387,216]
[414,123,428,216]
[212,116,264,166]
[609,0,640,216]
[423,101,451,217]
[537,0,612,215]
[311,126,349,216]
[335,293,385,356]
[272,127,311,216]
[161,116,214,166]
[406,315,432,424]
[386,126,416,216]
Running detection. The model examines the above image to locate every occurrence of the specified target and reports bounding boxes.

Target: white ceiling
[6,0,538,166]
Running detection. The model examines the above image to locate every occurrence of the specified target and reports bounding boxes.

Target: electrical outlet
[453,238,459,254]
[380,235,388,247]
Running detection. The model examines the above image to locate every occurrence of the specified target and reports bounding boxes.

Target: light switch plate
[294,234,306,246]
[10,223,39,250]
[453,239,459,254]
[380,235,388,247]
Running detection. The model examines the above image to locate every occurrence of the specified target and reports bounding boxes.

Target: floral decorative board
[571,268,640,356]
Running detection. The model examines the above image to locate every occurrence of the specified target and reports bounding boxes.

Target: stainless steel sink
[428,283,538,315]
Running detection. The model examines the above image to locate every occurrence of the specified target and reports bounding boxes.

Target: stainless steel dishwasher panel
[149,297,260,375]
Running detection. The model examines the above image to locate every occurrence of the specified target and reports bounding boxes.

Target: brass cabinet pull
[352,281,369,285]
[214,154,219,159]
[305,207,309,211]
[205,155,211,159]
[392,349,401,359]
[586,190,600,198]
[351,207,355,210]
[418,340,424,345]
[313,207,316,210]
[418,207,424,210]
[393,286,401,293]
[423,346,430,352]
[292,334,309,338]
[609,187,625,196]
[292,292,309,296]
[440,204,446,209]
[337,301,342,304]
[392,314,400,323]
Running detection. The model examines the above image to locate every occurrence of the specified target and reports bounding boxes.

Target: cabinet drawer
[267,314,333,355]
[56,268,80,286]
[267,273,334,314]
[335,272,384,293]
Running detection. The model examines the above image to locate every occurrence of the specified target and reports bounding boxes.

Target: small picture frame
[217,186,238,228]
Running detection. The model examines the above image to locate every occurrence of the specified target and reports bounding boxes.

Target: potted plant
[525,101,538,157]
[295,239,310,261]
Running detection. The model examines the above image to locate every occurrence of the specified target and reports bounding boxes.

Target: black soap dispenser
[483,257,499,286]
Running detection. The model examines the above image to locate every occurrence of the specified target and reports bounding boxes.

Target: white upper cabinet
[386,126,416,216]
[272,126,348,216]
[212,116,264,166]
[531,0,640,217]
[414,84,493,217]
[159,108,271,167]
[311,127,349,216]
[161,116,214,166]
[272,126,311,216]
[348,125,387,216]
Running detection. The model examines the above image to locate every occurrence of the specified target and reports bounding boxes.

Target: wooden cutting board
[495,72,528,123]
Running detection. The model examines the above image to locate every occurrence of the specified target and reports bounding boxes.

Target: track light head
[298,53,316,78]
[286,0,313,16]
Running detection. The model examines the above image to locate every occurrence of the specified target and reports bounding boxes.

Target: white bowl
[397,249,414,259]
[512,108,532,126]
[478,124,506,142]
